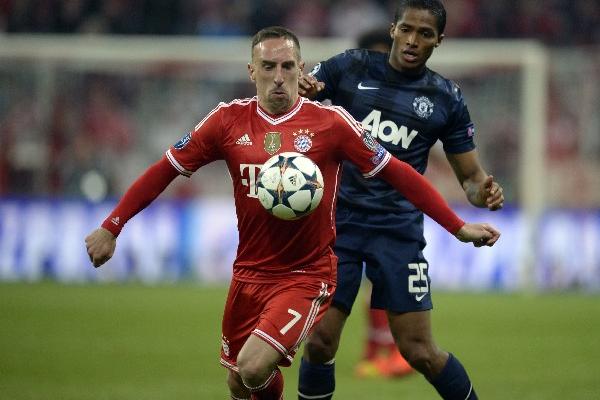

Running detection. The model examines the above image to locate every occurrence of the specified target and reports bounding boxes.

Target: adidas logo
[111,217,120,226]
[236,134,252,146]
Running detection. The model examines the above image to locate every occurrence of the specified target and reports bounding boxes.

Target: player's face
[389,8,443,73]
[248,38,304,115]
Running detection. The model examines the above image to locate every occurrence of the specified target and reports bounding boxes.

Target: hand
[298,74,325,98]
[479,175,504,211]
[85,228,116,268]
[455,223,500,247]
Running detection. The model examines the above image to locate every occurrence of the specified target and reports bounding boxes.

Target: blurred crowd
[0,0,599,206]
[1,0,599,44]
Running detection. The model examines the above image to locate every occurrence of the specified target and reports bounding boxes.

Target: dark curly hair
[394,0,446,34]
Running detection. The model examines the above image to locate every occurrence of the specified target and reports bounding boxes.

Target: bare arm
[85,156,179,268]
[445,149,504,210]
[378,157,500,247]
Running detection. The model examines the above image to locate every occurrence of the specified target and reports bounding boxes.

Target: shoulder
[214,97,256,119]
[216,97,256,111]
[425,68,465,103]
[303,100,362,133]
[342,48,387,66]
[323,48,376,68]
[193,97,255,132]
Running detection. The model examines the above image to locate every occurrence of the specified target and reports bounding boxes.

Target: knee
[304,331,339,363]
[398,341,442,377]
[227,371,250,398]
[236,356,271,389]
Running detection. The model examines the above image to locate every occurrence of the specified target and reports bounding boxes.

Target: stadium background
[1,1,599,399]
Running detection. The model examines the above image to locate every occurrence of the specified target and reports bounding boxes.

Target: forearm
[101,156,180,236]
[378,157,464,234]
[463,177,487,207]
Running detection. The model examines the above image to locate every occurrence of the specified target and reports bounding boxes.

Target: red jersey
[166,96,391,283]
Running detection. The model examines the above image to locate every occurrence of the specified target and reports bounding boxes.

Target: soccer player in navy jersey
[84,25,499,400]
[353,27,414,379]
[297,1,504,399]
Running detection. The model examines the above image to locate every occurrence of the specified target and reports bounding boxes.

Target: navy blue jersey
[310,49,475,233]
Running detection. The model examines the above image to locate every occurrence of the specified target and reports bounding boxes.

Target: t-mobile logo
[239,164,262,198]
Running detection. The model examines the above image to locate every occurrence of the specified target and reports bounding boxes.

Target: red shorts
[220,276,334,371]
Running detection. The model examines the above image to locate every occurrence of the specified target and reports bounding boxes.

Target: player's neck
[388,59,427,77]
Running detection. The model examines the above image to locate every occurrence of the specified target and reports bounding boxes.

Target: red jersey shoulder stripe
[165,149,192,177]
[167,98,255,177]
[193,97,254,130]
[329,105,364,136]
[362,152,392,179]
[304,99,364,137]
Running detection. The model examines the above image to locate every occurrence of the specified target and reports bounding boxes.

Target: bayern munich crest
[293,129,315,153]
[221,335,230,357]
[412,96,434,119]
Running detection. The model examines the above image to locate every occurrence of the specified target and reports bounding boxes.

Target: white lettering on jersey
[240,164,262,198]
[361,109,418,149]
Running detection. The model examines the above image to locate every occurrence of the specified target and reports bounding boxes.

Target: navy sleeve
[440,82,477,154]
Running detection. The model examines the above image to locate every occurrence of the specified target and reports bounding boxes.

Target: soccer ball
[257,152,324,220]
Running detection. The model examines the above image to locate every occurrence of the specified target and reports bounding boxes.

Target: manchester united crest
[264,132,282,155]
[293,129,315,153]
[412,96,434,119]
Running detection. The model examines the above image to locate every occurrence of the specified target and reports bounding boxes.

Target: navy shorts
[332,210,433,314]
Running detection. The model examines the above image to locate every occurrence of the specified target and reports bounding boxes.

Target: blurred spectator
[329,0,387,38]
[196,0,249,36]
[1,1,598,44]
[444,0,483,37]
[356,27,392,52]
[248,0,289,33]
[282,0,329,37]
[82,76,134,154]
[0,0,599,205]
[0,97,46,195]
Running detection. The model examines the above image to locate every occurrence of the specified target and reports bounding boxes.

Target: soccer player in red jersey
[85,26,499,400]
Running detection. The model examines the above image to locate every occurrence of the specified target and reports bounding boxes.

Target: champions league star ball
[257,152,324,220]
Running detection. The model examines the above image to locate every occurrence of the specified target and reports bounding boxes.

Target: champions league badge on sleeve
[173,132,192,150]
[309,62,321,77]
[362,131,387,165]
[412,96,434,119]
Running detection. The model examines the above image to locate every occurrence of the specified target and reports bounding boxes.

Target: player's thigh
[237,333,283,377]
[304,304,349,362]
[332,237,366,314]
[365,236,432,313]
[221,279,333,369]
[254,279,334,367]
[387,309,434,345]
[221,279,265,371]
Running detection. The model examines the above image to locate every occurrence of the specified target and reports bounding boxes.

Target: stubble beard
[266,93,292,115]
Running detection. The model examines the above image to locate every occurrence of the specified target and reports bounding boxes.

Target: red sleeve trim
[101,155,179,237]
[377,157,465,234]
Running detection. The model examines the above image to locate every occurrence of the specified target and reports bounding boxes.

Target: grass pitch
[1,282,599,399]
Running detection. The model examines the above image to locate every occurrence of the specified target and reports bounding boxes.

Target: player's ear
[248,63,255,82]
[298,60,305,75]
[389,23,396,39]
[435,34,445,47]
